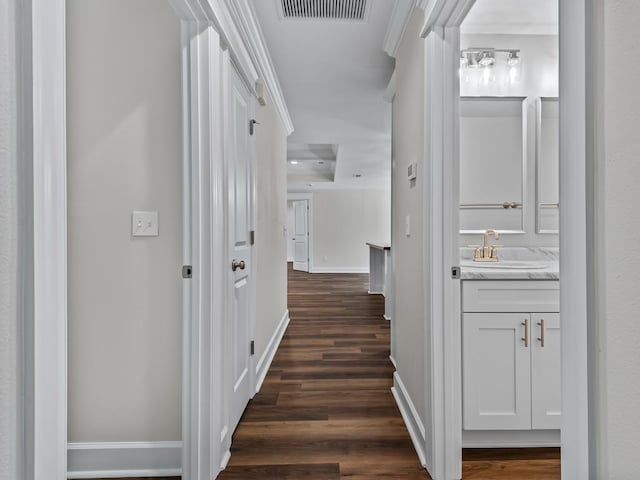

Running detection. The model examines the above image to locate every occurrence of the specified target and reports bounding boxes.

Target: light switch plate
[405,215,411,237]
[132,211,159,237]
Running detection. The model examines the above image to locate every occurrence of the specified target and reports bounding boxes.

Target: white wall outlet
[132,211,159,237]
[405,215,411,237]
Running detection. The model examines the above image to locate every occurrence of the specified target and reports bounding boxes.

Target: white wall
[391,7,426,426]
[595,1,640,477]
[66,0,182,442]
[459,33,559,247]
[254,91,288,361]
[0,0,19,476]
[311,189,390,272]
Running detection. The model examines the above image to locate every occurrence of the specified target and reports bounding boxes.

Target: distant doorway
[292,199,309,272]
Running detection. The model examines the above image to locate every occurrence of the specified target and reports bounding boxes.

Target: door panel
[293,200,309,271]
[228,64,253,434]
[531,313,561,429]
[463,313,531,430]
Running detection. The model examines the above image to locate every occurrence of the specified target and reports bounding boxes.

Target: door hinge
[250,340,255,356]
[250,230,255,245]
[182,265,193,278]
[451,266,461,279]
[249,119,260,136]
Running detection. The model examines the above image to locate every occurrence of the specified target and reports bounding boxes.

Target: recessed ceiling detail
[279,0,368,21]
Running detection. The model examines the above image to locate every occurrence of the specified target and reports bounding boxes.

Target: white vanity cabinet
[462,281,561,432]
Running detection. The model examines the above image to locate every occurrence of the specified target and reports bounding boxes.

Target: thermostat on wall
[408,162,418,181]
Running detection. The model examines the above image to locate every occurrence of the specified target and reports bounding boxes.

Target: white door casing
[227,61,254,435]
[292,200,309,272]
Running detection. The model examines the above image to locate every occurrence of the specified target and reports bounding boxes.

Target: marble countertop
[460,247,559,280]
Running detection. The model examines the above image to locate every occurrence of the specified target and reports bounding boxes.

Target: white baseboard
[391,371,426,466]
[311,266,369,274]
[67,441,181,479]
[287,257,293,262]
[462,429,561,448]
[220,449,231,470]
[255,309,290,393]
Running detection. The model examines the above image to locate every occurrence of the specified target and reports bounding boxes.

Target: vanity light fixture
[460,48,521,70]
[507,50,520,67]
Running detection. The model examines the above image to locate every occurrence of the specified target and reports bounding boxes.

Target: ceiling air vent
[279,0,369,21]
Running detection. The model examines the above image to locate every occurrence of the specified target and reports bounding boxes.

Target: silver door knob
[231,259,246,271]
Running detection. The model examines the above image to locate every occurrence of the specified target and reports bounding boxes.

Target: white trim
[391,372,427,467]
[220,450,231,470]
[178,15,193,480]
[383,0,415,58]
[422,20,464,480]
[225,0,294,135]
[31,0,68,478]
[66,442,182,479]
[287,256,294,262]
[169,0,258,93]
[462,430,561,448]
[170,14,228,480]
[311,267,369,274]
[255,310,290,393]
[383,70,397,103]
[559,0,592,478]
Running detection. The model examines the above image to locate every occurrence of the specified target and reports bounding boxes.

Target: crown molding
[169,0,259,92]
[383,0,415,57]
[419,0,476,37]
[224,0,295,136]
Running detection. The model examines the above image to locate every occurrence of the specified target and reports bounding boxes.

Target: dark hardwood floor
[220,265,560,479]
[105,265,560,480]
[219,266,426,479]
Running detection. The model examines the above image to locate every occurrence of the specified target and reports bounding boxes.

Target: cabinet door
[463,313,532,430]
[531,313,561,429]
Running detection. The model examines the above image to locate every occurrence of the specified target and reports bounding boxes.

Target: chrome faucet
[472,229,501,262]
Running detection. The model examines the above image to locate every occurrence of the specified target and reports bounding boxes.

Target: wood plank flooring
[220,266,427,479]
[102,265,560,480]
[219,265,560,479]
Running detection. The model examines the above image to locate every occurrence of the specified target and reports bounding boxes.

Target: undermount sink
[461,260,549,270]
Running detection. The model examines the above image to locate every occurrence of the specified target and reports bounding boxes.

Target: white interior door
[227,64,254,433]
[292,200,309,272]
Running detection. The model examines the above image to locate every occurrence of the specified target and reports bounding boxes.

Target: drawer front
[463,281,560,313]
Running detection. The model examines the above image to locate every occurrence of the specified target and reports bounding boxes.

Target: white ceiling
[251,0,394,191]
[462,0,558,35]
[251,0,558,192]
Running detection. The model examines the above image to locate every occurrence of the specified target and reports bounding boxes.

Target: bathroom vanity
[460,249,560,447]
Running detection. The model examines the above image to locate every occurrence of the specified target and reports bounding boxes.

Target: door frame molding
[287,193,314,273]
[29,0,68,477]
[416,0,594,478]
[170,1,292,478]
[25,0,292,478]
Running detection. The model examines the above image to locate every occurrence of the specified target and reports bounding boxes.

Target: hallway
[216,265,561,480]
[219,266,429,479]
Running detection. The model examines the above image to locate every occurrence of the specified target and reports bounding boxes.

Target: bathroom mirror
[459,97,527,233]
[536,97,559,233]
